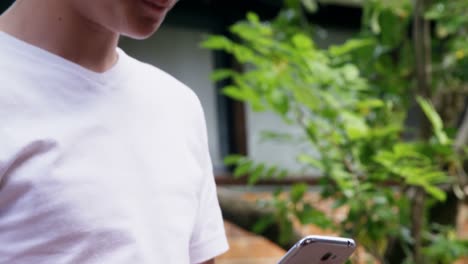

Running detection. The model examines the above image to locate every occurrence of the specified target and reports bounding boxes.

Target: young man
[0,0,229,263]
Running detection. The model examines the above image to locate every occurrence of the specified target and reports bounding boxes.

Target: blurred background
[2,0,468,263]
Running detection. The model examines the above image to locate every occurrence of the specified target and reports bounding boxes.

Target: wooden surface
[217,221,285,264]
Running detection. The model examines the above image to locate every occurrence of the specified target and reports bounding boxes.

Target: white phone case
[277,235,356,264]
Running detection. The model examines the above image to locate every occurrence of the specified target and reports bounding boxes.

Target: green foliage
[203,0,468,262]
[223,154,288,185]
[416,96,450,145]
[422,224,468,263]
[251,183,335,245]
[373,142,449,201]
[425,0,468,38]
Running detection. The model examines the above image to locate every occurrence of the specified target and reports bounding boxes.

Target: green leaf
[297,154,324,170]
[210,69,236,82]
[341,111,369,139]
[425,3,445,20]
[423,184,447,201]
[297,204,333,229]
[285,0,301,9]
[423,171,449,184]
[248,163,266,185]
[357,99,385,109]
[369,124,402,137]
[223,154,245,166]
[357,98,385,115]
[292,33,313,50]
[393,143,426,160]
[320,91,341,110]
[270,90,290,115]
[416,97,442,130]
[416,96,449,145]
[279,219,294,246]
[342,64,360,81]
[234,160,253,178]
[273,187,283,198]
[201,35,233,50]
[265,166,278,179]
[370,8,381,34]
[247,12,260,24]
[290,183,308,203]
[302,0,318,13]
[329,38,375,56]
[259,131,295,143]
[252,215,275,234]
[232,45,256,63]
[222,86,246,101]
[278,169,289,179]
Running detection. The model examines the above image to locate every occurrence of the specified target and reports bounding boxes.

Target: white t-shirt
[0,31,229,264]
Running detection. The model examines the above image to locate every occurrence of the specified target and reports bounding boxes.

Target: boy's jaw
[122,0,176,39]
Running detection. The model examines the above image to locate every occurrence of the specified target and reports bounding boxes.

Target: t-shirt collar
[0,31,128,86]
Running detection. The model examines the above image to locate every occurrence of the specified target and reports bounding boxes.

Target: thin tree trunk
[412,0,432,263]
[455,108,468,152]
[454,105,468,197]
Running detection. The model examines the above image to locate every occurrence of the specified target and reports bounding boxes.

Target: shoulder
[122,50,207,139]
[122,49,203,113]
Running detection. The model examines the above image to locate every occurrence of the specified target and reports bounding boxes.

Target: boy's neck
[0,0,119,73]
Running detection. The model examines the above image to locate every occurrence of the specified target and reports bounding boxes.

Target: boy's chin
[121,21,162,40]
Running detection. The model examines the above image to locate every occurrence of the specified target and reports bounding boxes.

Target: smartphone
[277,235,356,264]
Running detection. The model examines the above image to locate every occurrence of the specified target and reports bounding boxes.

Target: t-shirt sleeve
[189,161,229,263]
[188,95,229,264]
